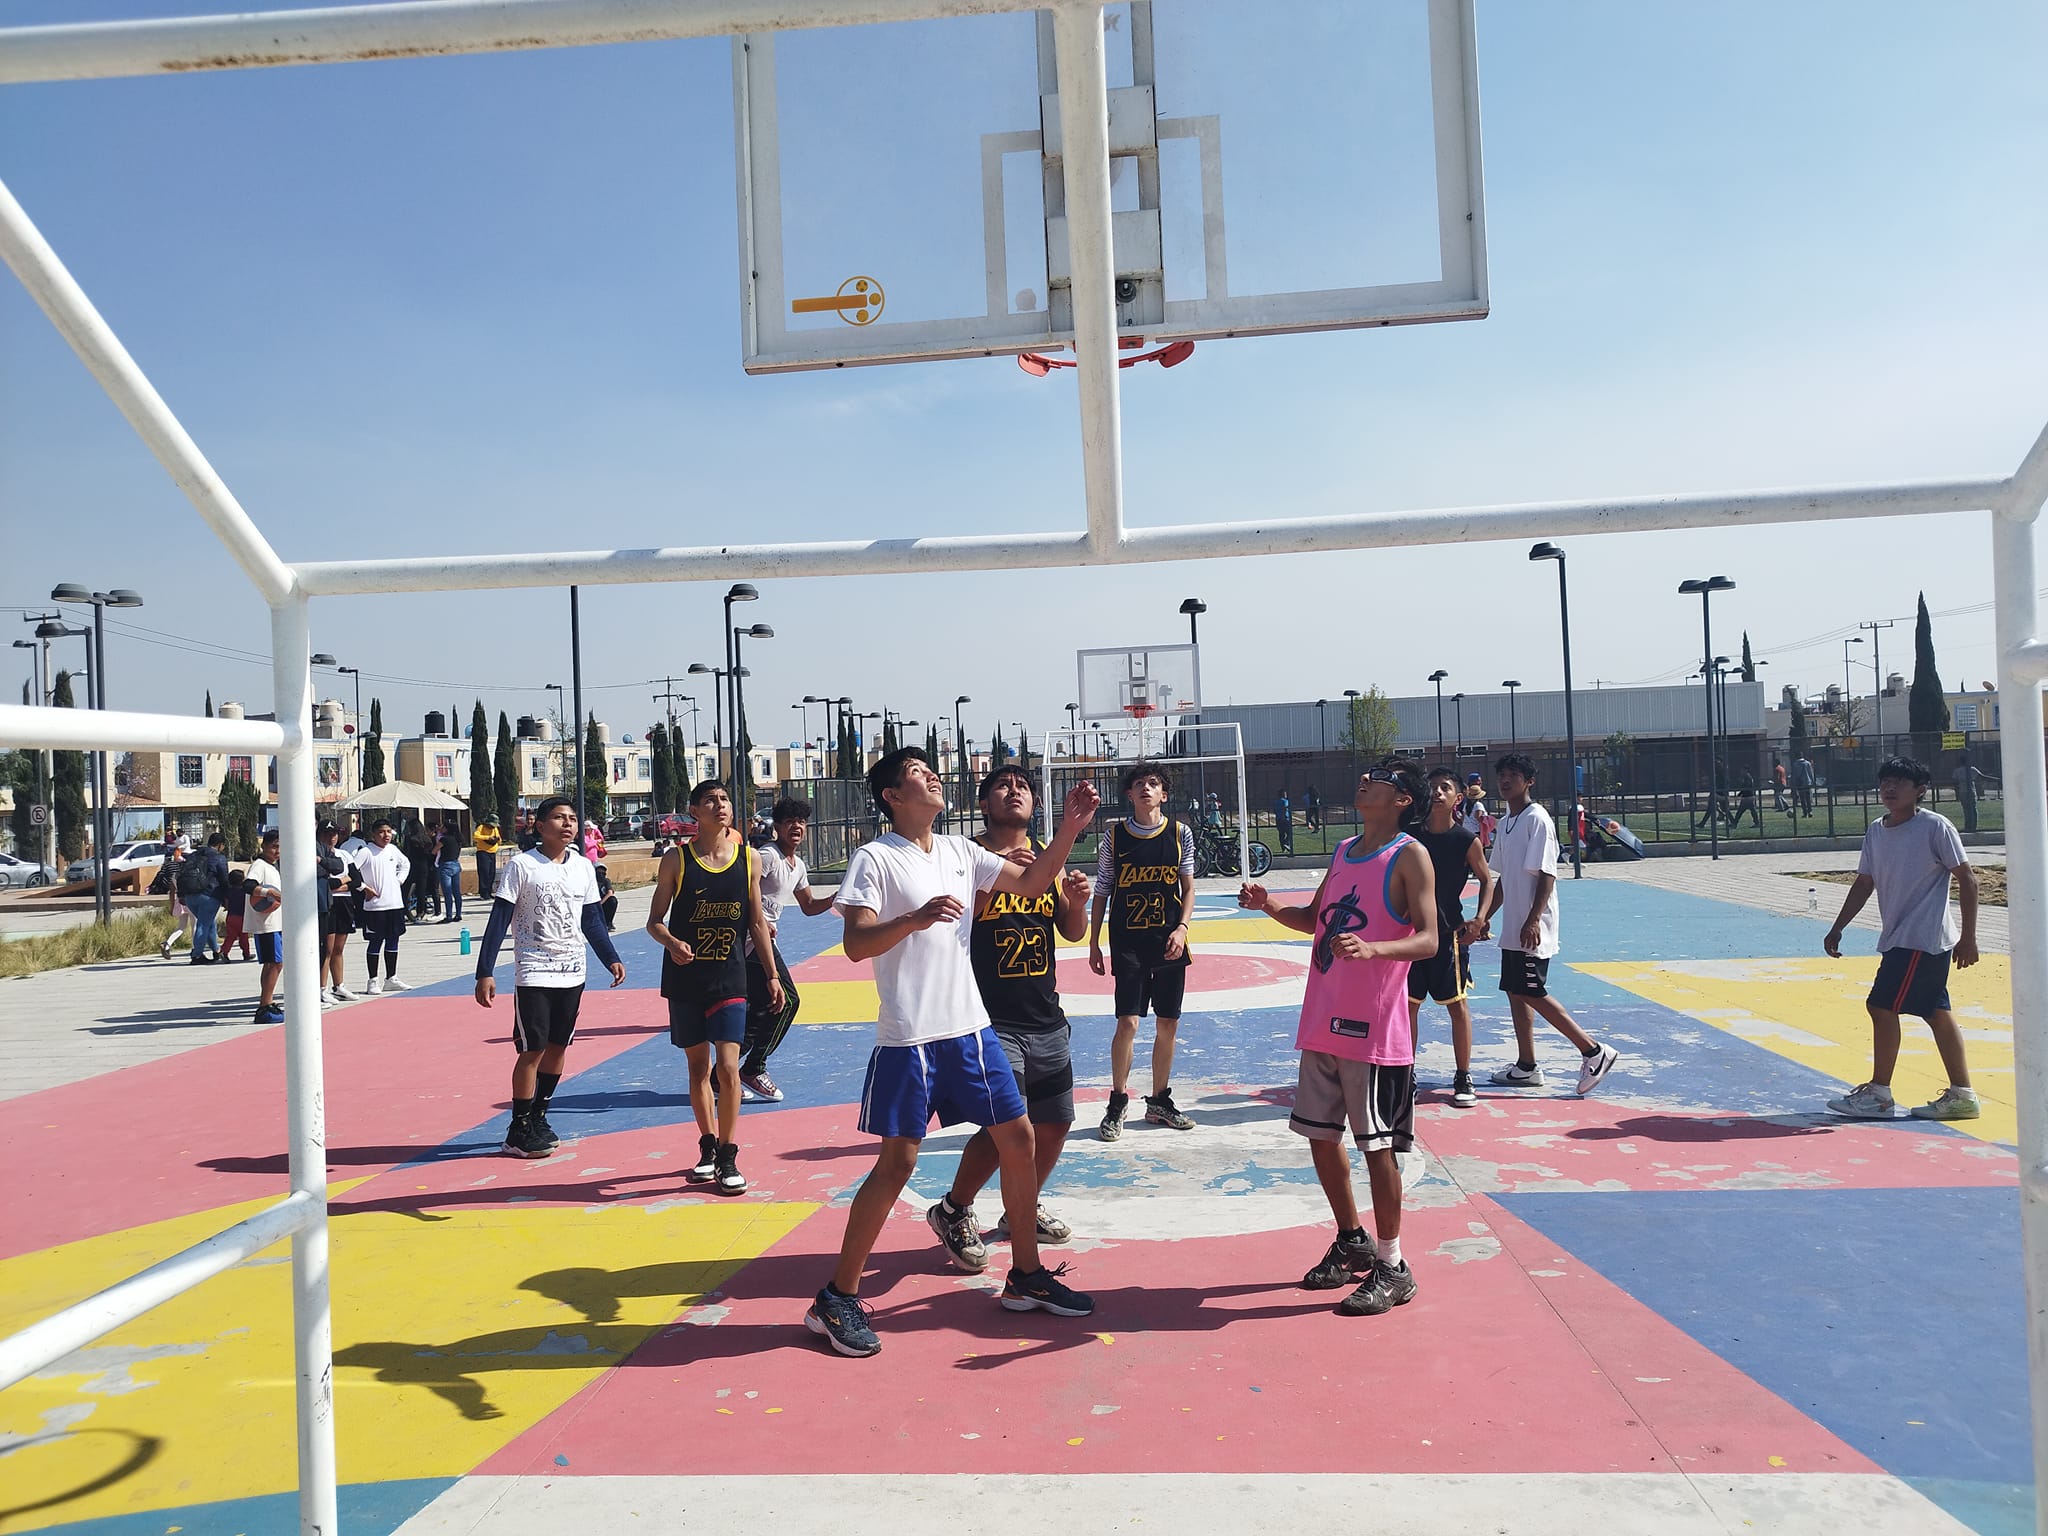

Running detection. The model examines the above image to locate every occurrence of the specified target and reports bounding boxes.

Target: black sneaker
[1339,1258,1418,1316]
[1144,1089,1195,1130]
[1098,1091,1130,1142]
[501,1115,552,1159]
[926,1199,989,1272]
[1450,1072,1477,1108]
[1301,1232,1378,1290]
[1000,1262,1095,1317]
[805,1286,881,1357]
[714,1143,746,1195]
[531,1109,561,1149]
[690,1132,719,1179]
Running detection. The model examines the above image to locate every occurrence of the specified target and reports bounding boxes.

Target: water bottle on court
[1807,887,1818,914]
[459,927,472,956]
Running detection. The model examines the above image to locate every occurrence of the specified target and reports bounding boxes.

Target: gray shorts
[990,1021,1075,1127]
[1289,1049,1414,1153]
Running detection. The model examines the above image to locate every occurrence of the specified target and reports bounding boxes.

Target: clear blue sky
[3,1,2043,756]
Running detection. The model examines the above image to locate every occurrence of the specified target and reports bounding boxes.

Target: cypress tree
[583,714,609,820]
[494,712,520,827]
[363,698,386,787]
[52,671,87,861]
[468,700,493,814]
[1907,593,1950,738]
[651,723,675,816]
[204,689,214,718]
[1740,632,1756,683]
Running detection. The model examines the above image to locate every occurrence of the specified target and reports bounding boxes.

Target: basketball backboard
[1078,643,1201,724]
[733,0,1486,373]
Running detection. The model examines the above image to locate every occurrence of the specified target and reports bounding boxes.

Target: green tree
[1789,698,1810,759]
[363,698,386,787]
[650,723,674,815]
[1017,726,1032,768]
[881,718,899,756]
[1740,632,1756,683]
[840,714,859,779]
[1907,592,1950,739]
[583,715,609,821]
[1601,730,1635,797]
[218,773,262,859]
[1340,686,1400,759]
[52,671,87,861]
[2,750,38,855]
[204,689,214,718]
[989,722,1011,767]
[467,700,493,813]
[493,712,520,827]
[924,723,941,768]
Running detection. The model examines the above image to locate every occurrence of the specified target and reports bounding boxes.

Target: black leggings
[741,945,800,1074]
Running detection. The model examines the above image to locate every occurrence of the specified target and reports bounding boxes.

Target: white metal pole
[0,0,1056,84]
[1050,1,1126,559]
[270,594,339,1536]
[1992,508,2048,1536]
[0,176,296,607]
[1234,724,1250,881]
[0,702,287,755]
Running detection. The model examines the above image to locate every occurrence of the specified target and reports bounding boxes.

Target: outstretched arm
[989,782,1101,899]
[842,897,962,962]
[1239,874,1329,936]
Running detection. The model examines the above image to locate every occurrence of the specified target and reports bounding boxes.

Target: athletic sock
[535,1071,561,1112]
[511,1096,534,1124]
[1338,1226,1368,1246]
[938,1195,968,1219]
[1380,1236,1404,1268]
[1516,1059,1537,1072]
[824,1281,856,1301]
[1580,1041,1603,1058]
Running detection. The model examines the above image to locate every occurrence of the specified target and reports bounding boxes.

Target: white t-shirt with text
[244,857,284,935]
[1492,800,1561,959]
[495,847,602,988]
[836,831,1007,1047]
[1857,808,1966,953]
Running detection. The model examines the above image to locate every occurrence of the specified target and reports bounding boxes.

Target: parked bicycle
[1192,820,1271,878]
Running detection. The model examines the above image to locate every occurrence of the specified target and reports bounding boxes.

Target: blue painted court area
[1500,1186,2031,1536]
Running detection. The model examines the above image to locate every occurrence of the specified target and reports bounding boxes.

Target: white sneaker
[1489,1062,1545,1088]
[366,977,384,996]
[1827,1082,1897,1119]
[1910,1086,1982,1121]
[383,976,411,992]
[1576,1045,1620,1097]
[331,984,358,1002]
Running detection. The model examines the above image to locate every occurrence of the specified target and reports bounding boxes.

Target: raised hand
[913,894,965,929]
[1238,882,1267,911]
[1060,780,1101,832]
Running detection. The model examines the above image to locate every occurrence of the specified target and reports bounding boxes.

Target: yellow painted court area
[1578,955,2015,1145]
[0,1186,813,1531]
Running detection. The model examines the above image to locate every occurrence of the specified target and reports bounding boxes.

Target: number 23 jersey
[971,837,1067,1034]
[659,841,755,1002]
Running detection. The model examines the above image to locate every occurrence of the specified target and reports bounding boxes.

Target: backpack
[176,853,212,896]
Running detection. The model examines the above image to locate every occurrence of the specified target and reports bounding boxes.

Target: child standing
[1823,757,1981,1121]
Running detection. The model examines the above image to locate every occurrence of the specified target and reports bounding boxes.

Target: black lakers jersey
[659,839,753,1001]
[971,837,1067,1033]
[1107,817,1191,971]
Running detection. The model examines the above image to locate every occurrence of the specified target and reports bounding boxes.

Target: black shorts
[253,932,283,965]
[990,1021,1075,1126]
[1113,960,1187,1019]
[1408,937,1472,1004]
[513,984,585,1051]
[668,989,748,1048]
[361,909,406,947]
[1499,949,1551,999]
[1869,947,1952,1020]
[322,901,356,938]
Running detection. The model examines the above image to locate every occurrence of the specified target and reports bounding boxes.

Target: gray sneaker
[993,1204,1072,1245]
[1144,1089,1196,1130]
[1489,1062,1545,1088]
[1449,1072,1478,1108]
[1098,1091,1130,1142]
[926,1200,989,1272]
[1910,1086,1981,1121]
[1827,1082,1898,1119]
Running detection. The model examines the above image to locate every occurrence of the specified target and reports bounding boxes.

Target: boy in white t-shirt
[1822,756,1981,1121]
[1476,753,1619,1097]
[474,797,626,1158]
[242,828,286,1026]
[805,747,1101,1359]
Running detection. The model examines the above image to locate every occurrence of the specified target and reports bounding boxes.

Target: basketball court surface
[1,869,2026,1536]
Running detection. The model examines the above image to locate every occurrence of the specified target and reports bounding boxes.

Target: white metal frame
[0,6,2043,1535]
[1044,719,1252,880]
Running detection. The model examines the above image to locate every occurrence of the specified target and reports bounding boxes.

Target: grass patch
[0,905,176,978]
[1796,866,2006,907]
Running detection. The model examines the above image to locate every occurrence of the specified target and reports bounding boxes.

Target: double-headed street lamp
[1529,544,1581,879]
[1678,576,1737,861]
[51,584,143,922]
[1502,680,1522,747]
[722,585,760,800]
[543,683,568,794]
[1427,670,1449,763]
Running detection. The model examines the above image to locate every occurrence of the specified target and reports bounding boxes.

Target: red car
[640,813,695,840]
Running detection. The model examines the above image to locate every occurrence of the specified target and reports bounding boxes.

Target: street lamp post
[1428,670,1449,764]
[723,584,759,806]
[1503,680,1521,747]
[1677,576,1737,861]
[731,623,773,814]
[335,664,364,793]
[687,662,722,769]
[13,620,63,873]
[1452,692,1466,757]
[1530,545,1582,878]
[543,684,567,795]
[955,694,972,801]
[52,584,143,922]
[1180,597,1206,647]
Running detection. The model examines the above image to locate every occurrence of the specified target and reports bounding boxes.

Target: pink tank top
[1296,833,1418,1065]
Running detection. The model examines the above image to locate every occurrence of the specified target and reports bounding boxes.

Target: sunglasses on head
[1362,768,1404,787]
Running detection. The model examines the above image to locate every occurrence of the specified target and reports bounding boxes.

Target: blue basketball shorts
[857,1026,1029,1141]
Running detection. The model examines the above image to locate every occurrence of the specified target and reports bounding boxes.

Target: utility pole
[1859,618,1896,751]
